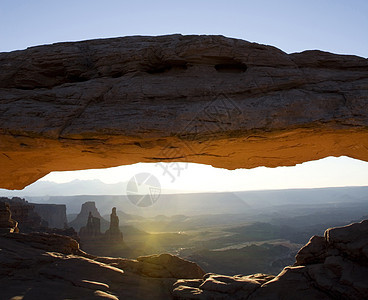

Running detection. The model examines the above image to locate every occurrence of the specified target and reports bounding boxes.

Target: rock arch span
[0,34,367,189]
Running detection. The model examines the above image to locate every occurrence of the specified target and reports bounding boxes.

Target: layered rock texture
[0,34,367,189]
[1,220,367,299]
[0,232,204,299]
[173,220,368,300]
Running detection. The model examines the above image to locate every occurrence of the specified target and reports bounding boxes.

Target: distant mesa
[33,203,67,229]
[0,197,77,239]
[68,201,109,232]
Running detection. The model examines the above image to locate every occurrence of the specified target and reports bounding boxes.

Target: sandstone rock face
[96,253,205,279]
[174,220,368,300]
[2,232,86,255]
[0,233,204,299]
[0,35,367,189]
[173,273,274,299]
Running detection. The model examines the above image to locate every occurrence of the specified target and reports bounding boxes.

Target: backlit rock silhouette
[79,211,101,238]
[0,202,19,233]
[105,207,123,241]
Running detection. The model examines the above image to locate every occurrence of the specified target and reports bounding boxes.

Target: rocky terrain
[1,220,367,299]
[0,232,204,299]
[174,220,368,299]
[0,35,367,189]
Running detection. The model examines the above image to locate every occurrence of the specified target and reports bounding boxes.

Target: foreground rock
[173,273,274,299]
[2,221,368,299]
[173,220,368,300]
[0,232,204,299]
[1,220,368,299]
[1,35,367,189]
[97,253,205,279]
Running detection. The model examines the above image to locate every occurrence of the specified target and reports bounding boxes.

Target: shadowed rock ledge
[0,232,204,299]
[1,220,367,299]
[0,34,367,189]
[173,220,368,300]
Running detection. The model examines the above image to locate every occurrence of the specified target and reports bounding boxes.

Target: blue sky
[1,1,367,56]
[1,1,367,193]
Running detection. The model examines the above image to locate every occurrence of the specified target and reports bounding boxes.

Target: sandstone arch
[0,35,367,189]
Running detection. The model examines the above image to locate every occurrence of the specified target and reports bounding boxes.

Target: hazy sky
[38,157,368,193]
[1,1,368,192]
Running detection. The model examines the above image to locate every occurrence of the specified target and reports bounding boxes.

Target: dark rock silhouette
[0,202,19,233]
[105,207,123,241]
[46,225,80,243]
[33,203,67,229]
[1,219,368,299]
[0,197,43,232]
[79,211,102,238]
[173,220,368,300]
[69,201,109,232]
[0,197,79,240]
[78,207,124,255]
[0,232,203,299]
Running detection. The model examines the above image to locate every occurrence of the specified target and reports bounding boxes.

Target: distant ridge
[1,178,368,198]
[21,186,368,217]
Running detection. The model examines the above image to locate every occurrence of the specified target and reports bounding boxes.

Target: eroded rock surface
[1,220,368,299]
[173,273,274,299]
[0,35,367,189]
[0,233,203,299]
[96,253,205,279]
[173,220,368,300]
